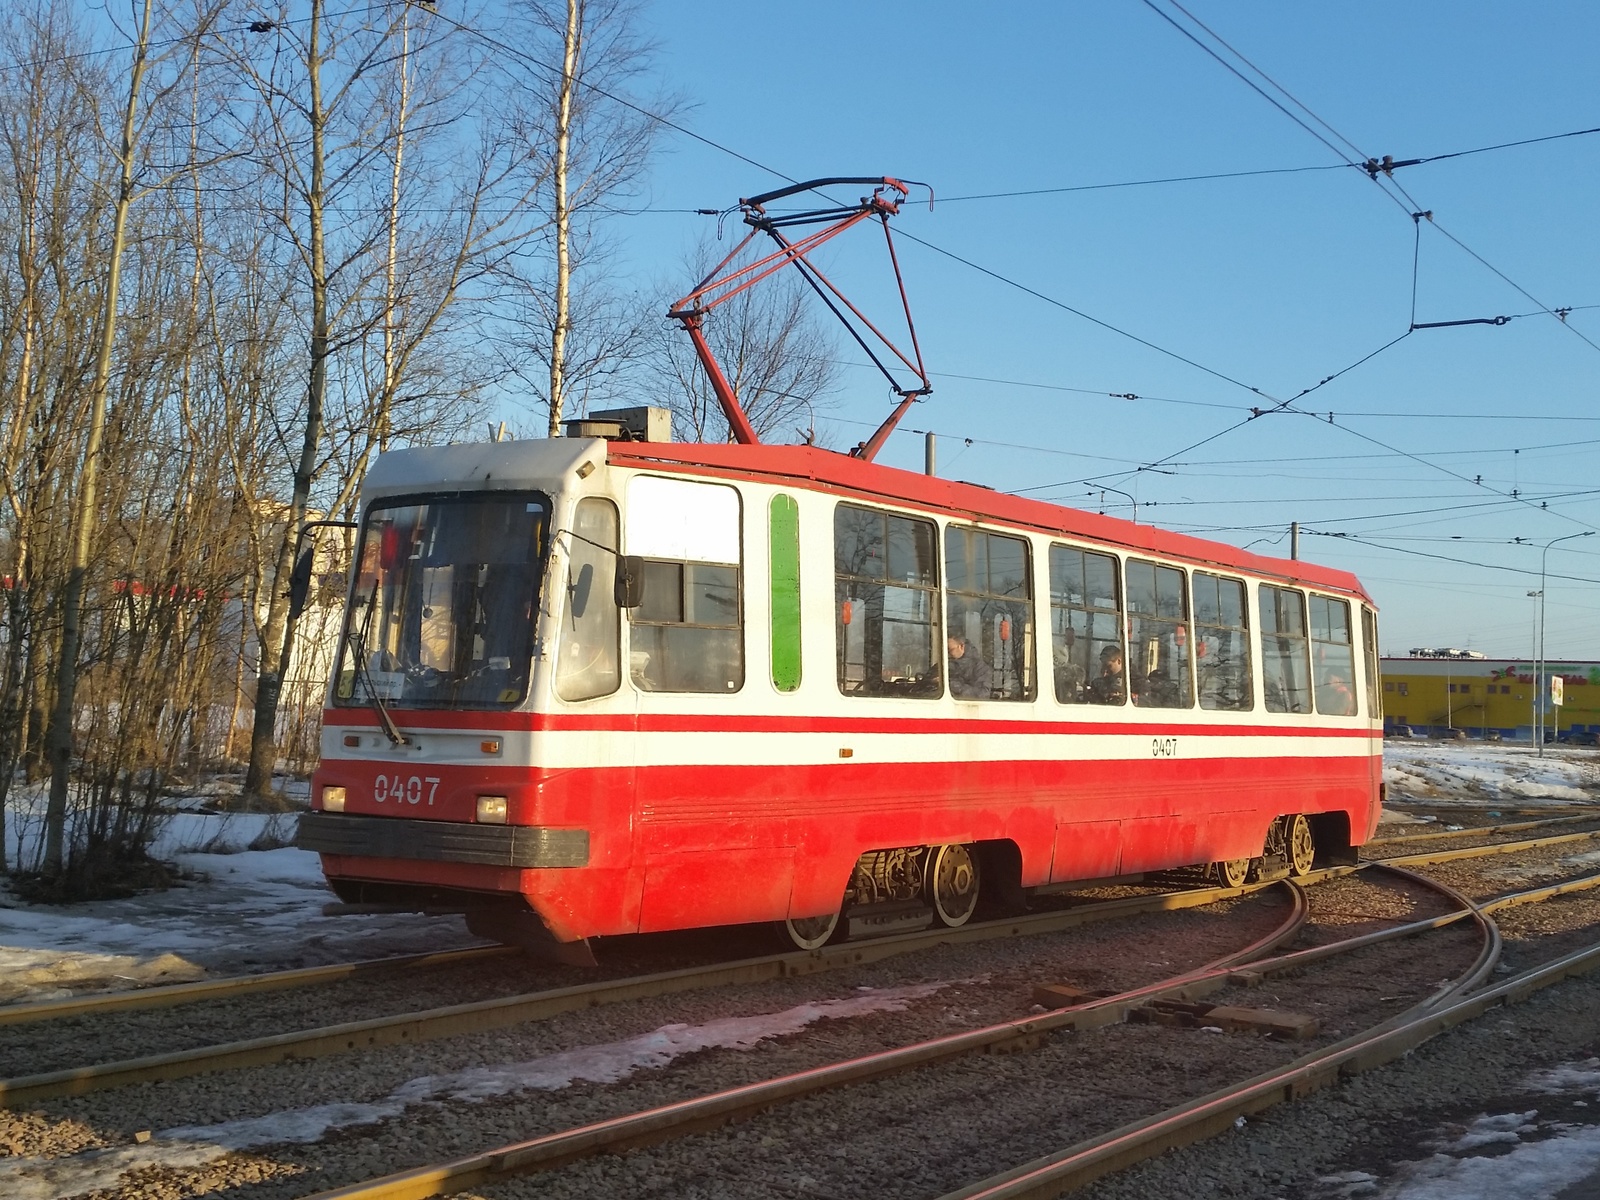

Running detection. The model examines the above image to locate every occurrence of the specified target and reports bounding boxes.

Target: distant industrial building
[1380,654,1600,739]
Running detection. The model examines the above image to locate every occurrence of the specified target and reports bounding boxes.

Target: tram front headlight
[321,786,346,813]
[476,795,508,824]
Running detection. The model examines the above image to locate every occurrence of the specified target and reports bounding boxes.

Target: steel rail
[0,945,512,1027]
[291,866,1506,1200]
[1378,827,1600,867]
[1373,865,1501,1005]
[4,826,1582,1109]
[1368,811,1600,847]
[0,874,1292,1108]
[294,866,1526,1200]
[299,882,1315,1200]
[937,917,1600,1199]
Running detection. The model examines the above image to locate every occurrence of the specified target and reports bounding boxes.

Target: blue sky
[583,1,1600,661]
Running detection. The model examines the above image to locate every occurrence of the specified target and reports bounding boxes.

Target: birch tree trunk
[243,0,330,804]
[545,0,579,438]
[41,0,154,873]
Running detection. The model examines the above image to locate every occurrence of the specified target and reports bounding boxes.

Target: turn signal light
[476,795,508,824]
[322,786,347,812]
[480,739,502,755]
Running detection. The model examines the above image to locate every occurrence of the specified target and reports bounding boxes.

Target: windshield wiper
[347,579,409,746]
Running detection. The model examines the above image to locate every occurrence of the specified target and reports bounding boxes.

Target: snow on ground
[0,981,958,1200]
[1,789,482,1004]
[1383,742,1600,807]
[1317,1058,1600,1199]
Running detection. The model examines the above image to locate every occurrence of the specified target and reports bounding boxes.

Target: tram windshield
[333,492,549,710]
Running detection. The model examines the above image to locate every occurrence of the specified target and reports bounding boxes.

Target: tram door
[624,477,793,930]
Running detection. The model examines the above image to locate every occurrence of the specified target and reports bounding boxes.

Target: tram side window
[945,526,1035,701]
[834,503,942,698]
[1193,572,1252,711]
[1125,558,1193,708]
[624,475,744,693]
[1311,594,1359,716]
[1362,606,1382,718]
[1049,545,1123,705]
[1260,585,1312,713]
[554,497,621,701]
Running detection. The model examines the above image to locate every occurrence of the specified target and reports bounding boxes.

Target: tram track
[6,826,1593,1108]
[0,875,1294,1104]
[936,897,1600,1200]
[0,945,512,1028]
[0,875,1312,1200]
[6,817,1585,1033]
[930,870,1600,1200]
[1367,809,1600,848]
[264,865,1496,1200]
[5,847,1578,1200]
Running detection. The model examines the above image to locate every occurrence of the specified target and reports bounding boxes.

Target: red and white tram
[299,421,1383,961]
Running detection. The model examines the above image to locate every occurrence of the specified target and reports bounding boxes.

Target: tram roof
[608,441,1371,603]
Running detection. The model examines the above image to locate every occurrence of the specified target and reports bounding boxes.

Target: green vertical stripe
[770,494,802,692]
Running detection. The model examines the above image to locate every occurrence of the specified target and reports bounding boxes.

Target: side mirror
[287,546,315,621]
[614,555,645,609]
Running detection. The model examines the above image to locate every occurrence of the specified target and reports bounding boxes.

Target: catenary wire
[1143,0,1598,357]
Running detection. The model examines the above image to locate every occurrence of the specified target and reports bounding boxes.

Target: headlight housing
[321,786,346,812]
[476,795,508,824]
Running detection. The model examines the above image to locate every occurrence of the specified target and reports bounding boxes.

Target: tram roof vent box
[562,406,672,444]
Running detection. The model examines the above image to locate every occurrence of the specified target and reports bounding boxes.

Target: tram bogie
[299,432,1382,962]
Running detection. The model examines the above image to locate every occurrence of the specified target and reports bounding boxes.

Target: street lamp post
[1446,662,1452,732]
[1527,590,1541,746]
[1537,531,1596,757]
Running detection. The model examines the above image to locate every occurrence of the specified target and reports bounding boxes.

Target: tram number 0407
[374,774,441,806]
[1151,737,1178,758]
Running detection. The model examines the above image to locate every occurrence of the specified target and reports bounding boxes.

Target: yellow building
[1380,655,1600,739]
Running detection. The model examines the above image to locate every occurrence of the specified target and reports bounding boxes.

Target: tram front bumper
[296,811,589,869]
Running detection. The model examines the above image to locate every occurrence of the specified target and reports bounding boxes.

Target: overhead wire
[1114,0,1600,548]
[892,227,1277,402]
[1146,0,1597,353]
[929,124,1600,202]
[935,163,1346,201]
[1303,530,1600,586]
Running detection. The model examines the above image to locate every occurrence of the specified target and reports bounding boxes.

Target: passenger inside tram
[947,634,994,699]
[1053,629,1088,701]
[1138,668,1181,708]
[1085,645,1126,704]
[1316,668,1356,716]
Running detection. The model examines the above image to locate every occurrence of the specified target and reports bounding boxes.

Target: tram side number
[1151,737,1178,758]
[374,774,441,806]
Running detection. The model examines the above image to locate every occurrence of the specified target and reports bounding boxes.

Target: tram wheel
[780,909,842,951]
[1215,857,1252,889]
[1288,814,1315,876]
[926,843,982,927]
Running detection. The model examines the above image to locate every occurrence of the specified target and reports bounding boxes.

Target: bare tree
[235,1,551,802]
[0,0,111,870]
[505,0,671,433]
[41,0,232,873]
[651,236,840,445]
